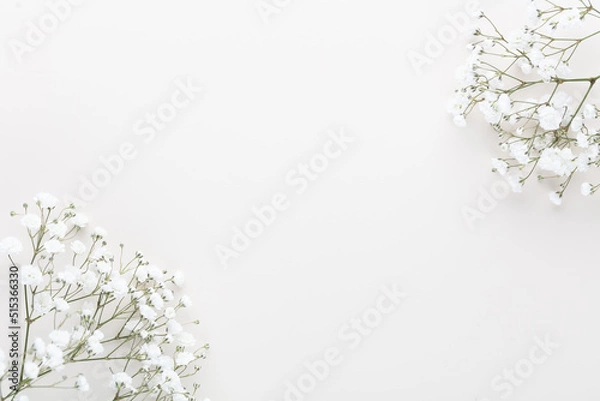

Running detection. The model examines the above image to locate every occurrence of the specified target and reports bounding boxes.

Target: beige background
[1,0,599,400]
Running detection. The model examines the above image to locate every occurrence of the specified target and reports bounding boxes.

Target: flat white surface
[1,0,599,400]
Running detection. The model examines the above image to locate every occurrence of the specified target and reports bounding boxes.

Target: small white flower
[21,214,41,231]
[173,271,185,287]
[71,240,87,255]
[76,374,90,392]
[537,105,563,130]
[581,182,593,196]
[44,343,64,369]
[33,292,54,315]
[583,104,597,120]
[164,307,176,320]
[110,372,133,390]
[44,239,65,254]
[149,292,164,310]
[175,351,195,367]
[70,213,89,228]
[0,237,23,255]
[558,8,583,29]
[491,158,508,175]
[453,114,467,127]
[506,174,523,193]
[49,330,71,348]
[54,297,70,312]
[101,275,129,298]
[93,227,107,238]
[549,191,562,206]
[139,304,158,322]
[47,222,68,238]
[57,265,81,285]
[21,265,43,286]
[175,331,197,347]
[576,132,589,148]
[34,192,59,209]
[538,147,575,177]
[23,361,40,379]
[180,295,192,308]
[167,320,183,335]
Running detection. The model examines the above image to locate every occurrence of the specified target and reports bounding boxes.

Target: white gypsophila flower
[175,352,195,367]
[582,182,593,196]
[71,326,85,343]
[538,147,576,177]
[491,158,508,175]
[180,295,192,308]
[23,361,40,379]
[49,330,71,348]
[44,239,65,254]
[506,174,523,193]
[149,292,164,310]
[47,222,68,238]
[80,271,98,292]
[139,304,158,322]
[21,264,43,286]
[173,271,185,287]
[162,288,175,302]
[147,265,164,282]
[583,104,597,120]
[33,338,46,358]
[44,343,64,369]
[21,214,42,231]
[509,140,530,164]
[76,374,90,392]
[57,264,81,285]
[91,246,112,261]
[167,320,184,335]
[537,105,563,130]
[175,332,197,348]
[102,275,129,298]
[71,240,87,254]
[95,261,112,274]
[549,191,563,205]
[164,307,176,320]
[54,297,70,312]
[136,265,149,282]
[576,132,589,148]
[70,213,89,228]
[34,192,58,209]
[0,237,23,255]
[558,7,583,29]
[87,332,105,356]
[93,227,107,238]
[110,372,133,390]
[33,292,54,316]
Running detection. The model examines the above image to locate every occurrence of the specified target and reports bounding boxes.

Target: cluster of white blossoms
[450,0,600,204]
[0,193,208,401]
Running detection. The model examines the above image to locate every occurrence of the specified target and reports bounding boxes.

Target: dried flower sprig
[450,0,600,204]
[0,193,207,401]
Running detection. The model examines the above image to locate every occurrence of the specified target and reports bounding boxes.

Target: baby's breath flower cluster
[450,0,600,204]
[0,193,208,401]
